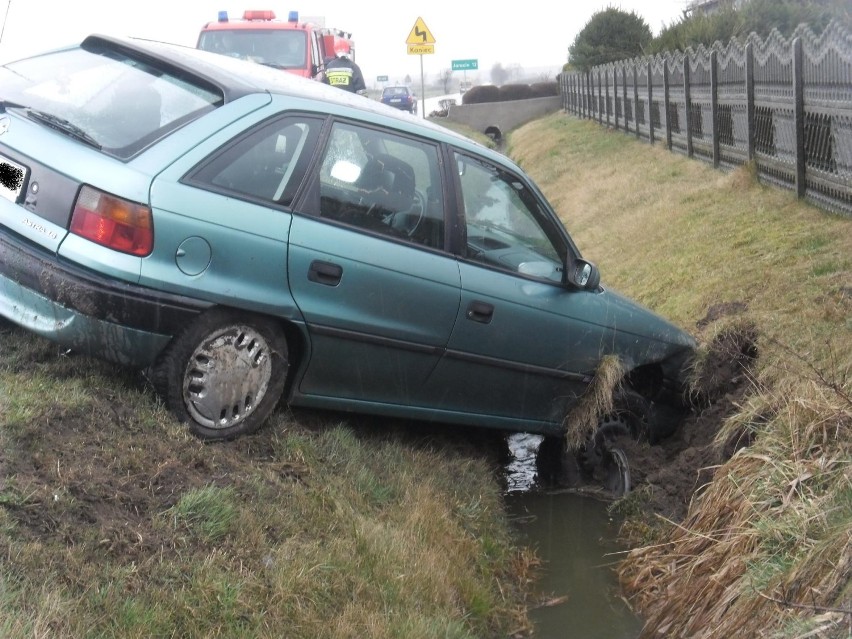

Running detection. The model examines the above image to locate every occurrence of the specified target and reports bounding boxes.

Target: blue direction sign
[451,59,478,71]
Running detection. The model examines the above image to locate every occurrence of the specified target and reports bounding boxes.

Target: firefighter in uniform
[322,41,366,95]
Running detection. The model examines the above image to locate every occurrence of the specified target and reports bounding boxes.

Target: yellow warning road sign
[406,17,436,45]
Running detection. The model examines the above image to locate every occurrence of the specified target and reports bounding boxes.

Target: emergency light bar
[243,10,276,20]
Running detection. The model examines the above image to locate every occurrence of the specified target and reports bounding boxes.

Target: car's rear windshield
[383,87,409,97]
[1,43,224,160]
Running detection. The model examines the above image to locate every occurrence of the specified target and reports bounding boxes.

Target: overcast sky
[0,0,690,85]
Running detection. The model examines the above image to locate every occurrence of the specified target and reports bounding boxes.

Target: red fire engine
[197,10,354,80]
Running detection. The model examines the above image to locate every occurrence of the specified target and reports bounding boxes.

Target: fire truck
[196,10,354,80]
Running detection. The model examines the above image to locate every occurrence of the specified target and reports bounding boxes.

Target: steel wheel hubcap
[182,325,273,430]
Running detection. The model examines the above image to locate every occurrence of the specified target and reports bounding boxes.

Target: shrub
[529,82,559,97]
[498,84,533,101]
[462,85,500,105]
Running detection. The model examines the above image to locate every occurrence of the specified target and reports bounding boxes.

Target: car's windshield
[198,30,307,69]
[1,44,223,160]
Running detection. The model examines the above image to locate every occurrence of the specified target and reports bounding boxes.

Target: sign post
[406,17,436,117]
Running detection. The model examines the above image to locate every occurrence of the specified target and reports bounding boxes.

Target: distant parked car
[380,85,417,113]
[0,35,695,491]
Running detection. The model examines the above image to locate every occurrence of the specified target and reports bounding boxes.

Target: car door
[288,120,461,409]
[422,151,611,429]
[146,111,323,316]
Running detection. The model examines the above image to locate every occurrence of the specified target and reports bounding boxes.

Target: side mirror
[566,258,600,290]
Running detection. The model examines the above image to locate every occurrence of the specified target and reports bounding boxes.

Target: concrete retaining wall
[443,96,563,138]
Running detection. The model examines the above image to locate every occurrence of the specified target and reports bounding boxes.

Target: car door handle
[466,301,494,324]
[308,260,343,286]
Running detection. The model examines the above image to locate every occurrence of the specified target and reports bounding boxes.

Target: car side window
[189,115,322,207]
[455,151,564,282]
[316,122,445,249]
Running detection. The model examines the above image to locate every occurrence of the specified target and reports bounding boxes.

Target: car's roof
[28,35,505,168]
[89,35,503,148]
[82,34,333,103]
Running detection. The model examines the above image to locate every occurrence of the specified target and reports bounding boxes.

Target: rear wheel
[152,309,290,440]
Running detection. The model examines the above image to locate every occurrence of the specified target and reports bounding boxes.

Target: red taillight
[70,186,153,256]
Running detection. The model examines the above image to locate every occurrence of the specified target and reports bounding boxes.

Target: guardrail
[559,21,852,217]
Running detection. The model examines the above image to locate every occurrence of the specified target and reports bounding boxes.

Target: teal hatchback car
[0,36,695,476]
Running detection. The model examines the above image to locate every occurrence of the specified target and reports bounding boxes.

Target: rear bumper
[0,232,211,366]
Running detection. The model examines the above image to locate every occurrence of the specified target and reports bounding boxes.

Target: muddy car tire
[152,309,290,440]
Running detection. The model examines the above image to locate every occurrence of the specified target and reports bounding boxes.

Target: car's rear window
[1,44,224,160]
[383,87,409,97]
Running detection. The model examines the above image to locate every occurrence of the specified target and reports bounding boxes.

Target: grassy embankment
[1,110,849,638]
[0,342,534,639]
[509,115,851,638]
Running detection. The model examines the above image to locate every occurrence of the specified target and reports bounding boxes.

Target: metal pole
[420,54,425,117]
[0,0,12,45]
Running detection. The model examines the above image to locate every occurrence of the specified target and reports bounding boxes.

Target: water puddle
[504,433,643,638]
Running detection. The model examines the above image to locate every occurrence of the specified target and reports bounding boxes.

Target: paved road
[418,93,461,118]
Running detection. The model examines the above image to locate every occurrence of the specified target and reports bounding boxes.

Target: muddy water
[504,434,644,638]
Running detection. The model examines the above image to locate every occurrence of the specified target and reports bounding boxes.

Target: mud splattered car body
[0,35,695,442]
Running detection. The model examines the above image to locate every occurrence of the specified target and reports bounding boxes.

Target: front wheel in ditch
[152,310,290,440]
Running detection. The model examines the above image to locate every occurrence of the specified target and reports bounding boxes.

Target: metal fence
[559,21,852,217]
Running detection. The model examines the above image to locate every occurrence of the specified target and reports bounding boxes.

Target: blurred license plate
[390,98,401,103]
[0,155,28,203]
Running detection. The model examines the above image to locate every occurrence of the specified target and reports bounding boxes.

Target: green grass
[0,335,532,637]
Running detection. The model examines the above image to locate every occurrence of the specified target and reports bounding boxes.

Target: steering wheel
[405,189,427,236]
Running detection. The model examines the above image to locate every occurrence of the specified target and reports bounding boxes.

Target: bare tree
[490,63,508,85]
[438,69,453,93]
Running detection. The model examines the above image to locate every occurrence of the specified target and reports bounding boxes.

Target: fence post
[614,66,620,131]
[664,58,672,150]
[587,71,592,120]
[605,68,611,127]
[633,63,641,138]
[598,70,604,125]
[622,66,629,134]
[746,42,755,159]
[587,71,594,120]
[684,53,694,157]
[711,50,720,168]
[648,61,655,144]
[574,74,579,114]
[793,37,805,197]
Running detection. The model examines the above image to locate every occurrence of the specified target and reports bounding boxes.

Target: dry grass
[511,114,852,638]
[562,355,623,450]
[619,379,851,638]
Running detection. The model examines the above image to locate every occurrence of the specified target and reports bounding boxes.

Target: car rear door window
[187,115,322,207]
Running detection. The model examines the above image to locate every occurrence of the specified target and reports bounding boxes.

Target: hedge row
[462,81,559,105]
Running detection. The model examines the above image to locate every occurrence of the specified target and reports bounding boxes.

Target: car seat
[355,154,415,219]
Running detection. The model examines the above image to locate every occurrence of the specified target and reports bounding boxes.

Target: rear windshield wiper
[24,109,102,150]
